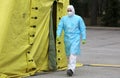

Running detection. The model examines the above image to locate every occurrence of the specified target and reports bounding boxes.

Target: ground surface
[28,28,120,78]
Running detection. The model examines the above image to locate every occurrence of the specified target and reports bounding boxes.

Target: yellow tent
[0,0,69,77]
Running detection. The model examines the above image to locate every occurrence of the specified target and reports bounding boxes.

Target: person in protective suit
[56,5,86,76]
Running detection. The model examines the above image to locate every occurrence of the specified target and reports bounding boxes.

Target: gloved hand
[56,36,60,41]
[82,39,86,44]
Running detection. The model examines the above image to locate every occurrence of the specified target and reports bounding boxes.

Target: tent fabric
[56,0,69,70]
[0,0,54,77]
[0,0,31,77]
[48,7,56,71]
[0,0,69,77]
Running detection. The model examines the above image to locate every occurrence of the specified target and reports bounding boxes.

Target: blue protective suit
[57,15,86,56]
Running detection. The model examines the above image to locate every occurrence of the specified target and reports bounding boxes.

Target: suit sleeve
[79,17,86,40]
[56,18,64,37]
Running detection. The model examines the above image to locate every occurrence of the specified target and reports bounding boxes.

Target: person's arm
[79,17,86,44]
[56,18,64,38]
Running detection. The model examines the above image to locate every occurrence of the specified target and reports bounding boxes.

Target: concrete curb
[87,26,120,30]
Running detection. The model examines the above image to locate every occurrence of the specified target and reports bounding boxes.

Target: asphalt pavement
[28,27,120,78]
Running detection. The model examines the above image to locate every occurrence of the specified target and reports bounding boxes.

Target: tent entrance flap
[48,1,57,71]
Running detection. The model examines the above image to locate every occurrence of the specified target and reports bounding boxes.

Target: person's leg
[67,54,77,76]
